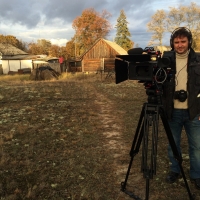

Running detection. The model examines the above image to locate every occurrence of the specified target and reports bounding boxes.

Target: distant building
[153,46,171,54]
[0,44,62,74]
[68,38,127,72]
[0,43,35,74]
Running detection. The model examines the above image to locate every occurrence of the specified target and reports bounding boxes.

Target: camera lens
[174,90,187,102]
[179,90,187,102]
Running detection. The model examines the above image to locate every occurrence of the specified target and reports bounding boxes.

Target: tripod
[121,94,194,200]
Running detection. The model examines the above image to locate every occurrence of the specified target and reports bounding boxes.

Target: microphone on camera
[128,47,143,55]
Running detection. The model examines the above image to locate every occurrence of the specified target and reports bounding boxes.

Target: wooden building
[68,38,127,72]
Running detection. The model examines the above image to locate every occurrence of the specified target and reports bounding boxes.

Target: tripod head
[143,78,163,105]
[145,88,163,105]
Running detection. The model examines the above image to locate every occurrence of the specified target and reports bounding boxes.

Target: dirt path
[93,89,127,175]
[91,84,146,199]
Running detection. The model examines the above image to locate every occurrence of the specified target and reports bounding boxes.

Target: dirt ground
[0,73,199,200]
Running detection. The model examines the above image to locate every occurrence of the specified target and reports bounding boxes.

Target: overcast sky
[0,0,199,48]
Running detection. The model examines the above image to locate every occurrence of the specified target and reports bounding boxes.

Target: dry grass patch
[0,74,199,200]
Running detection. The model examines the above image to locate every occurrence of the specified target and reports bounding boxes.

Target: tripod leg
[141,104,159,200]
[122,103,160,200]
[141,104,159,175]
[129,105,145,157]
[146,178,150,200]
[152,107,159,175]
[121,105,145,193]
[159,107,194,200]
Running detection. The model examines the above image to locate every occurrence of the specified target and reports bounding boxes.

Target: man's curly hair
[171,27,192,48]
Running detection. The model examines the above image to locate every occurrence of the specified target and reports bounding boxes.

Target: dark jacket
[162,48,200,120]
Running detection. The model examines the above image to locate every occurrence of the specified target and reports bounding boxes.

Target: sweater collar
[176,50,190,59]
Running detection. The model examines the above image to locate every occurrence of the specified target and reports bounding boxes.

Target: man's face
[173,36,189,54]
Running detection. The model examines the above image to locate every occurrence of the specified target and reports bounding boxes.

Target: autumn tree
[28,39,52,55]
[37,39,52,55]
[28,42,42,55]
[48,45,60,57]
[0,35,6,43]
[114,10,133,51]
[147,10,167,46]
[0,34,27,51]
[49,45,68,58]
[17,40,28,52]
[195,37,200,51]
[72,8,112,55]
[65,40,74,58]
[59,46,68,59]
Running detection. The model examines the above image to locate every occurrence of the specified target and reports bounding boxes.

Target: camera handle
[121,102,194,200]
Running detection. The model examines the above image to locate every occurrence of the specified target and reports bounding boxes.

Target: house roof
[79,38,127,59]
[103,39,128,55]
[2,54,37,60]
[0,43,28,56]
[2,53,59,61]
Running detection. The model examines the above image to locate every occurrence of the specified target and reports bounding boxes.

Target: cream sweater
[174,51,189,109]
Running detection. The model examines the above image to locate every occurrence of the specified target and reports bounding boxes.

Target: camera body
[174,90,187,102]
[115,48,175,85]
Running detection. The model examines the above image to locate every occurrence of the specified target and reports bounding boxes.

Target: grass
[0,74,30,81]
[0,73,199,200]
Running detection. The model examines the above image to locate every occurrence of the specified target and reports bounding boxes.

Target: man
[162,27,200,190]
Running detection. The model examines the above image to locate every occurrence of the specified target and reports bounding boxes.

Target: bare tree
[147,3,200,50]
[181,2,200,49]
[166,7,185,32]
[147,10,166,46]
[166,2,200,49]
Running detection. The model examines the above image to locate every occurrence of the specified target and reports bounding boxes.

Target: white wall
[2,60,32,74]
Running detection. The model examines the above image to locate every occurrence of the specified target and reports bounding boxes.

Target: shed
[69,38,127,72]
[0,43,34,74]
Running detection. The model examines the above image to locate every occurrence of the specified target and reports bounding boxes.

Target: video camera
[115,47,176,91]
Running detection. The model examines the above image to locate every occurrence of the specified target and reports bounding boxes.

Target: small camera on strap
[174,90,187,102]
